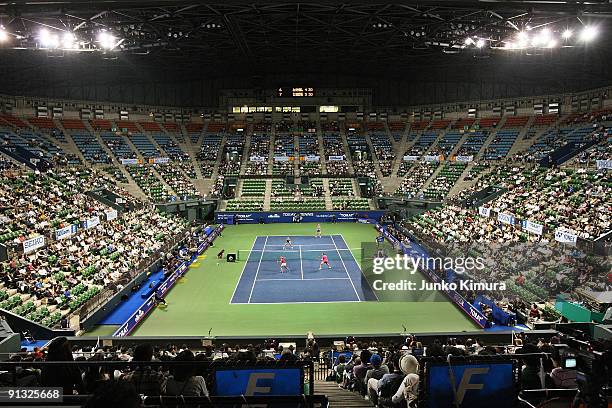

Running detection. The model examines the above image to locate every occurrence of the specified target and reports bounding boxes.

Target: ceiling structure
[0,0,611,73]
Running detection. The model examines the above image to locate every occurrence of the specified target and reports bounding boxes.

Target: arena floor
[88,223,478,337]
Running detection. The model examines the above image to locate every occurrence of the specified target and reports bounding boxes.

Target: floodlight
[580,26,597,42]
[546,39,558,48]
[39,29,59,48]
[517,31,529,48]
[476,38,485,48]
[562,29,573,40]
[62,32,77,49]
[98,31,117,49]
[0,29,8,42]
[464,37,474,46]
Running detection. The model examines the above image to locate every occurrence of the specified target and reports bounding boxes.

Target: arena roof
[0,0,611,72]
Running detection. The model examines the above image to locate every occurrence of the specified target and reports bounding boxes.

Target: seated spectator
[165,350,209,397]
[40,337,84,395]
[120,343,167,396]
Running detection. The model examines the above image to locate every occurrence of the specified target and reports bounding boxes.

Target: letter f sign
[456,367,488,405]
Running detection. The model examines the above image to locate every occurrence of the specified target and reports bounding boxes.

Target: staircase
[317,122,328,174]
[239,130,253,175]
[474,117,507,161]
[315,380,372,408]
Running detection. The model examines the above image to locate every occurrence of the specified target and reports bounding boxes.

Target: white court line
[330,235,361,302]
[299,244,304,280]
[265,243,337,248]
[259,277,351,282]
[338,234,380,302]
[246,300,362,305]
[246,248,354,253]
[247,235,268,304]
[229,236,258,304]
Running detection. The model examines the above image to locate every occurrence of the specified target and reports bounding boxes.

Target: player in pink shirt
[319,253,331,270]
[279,256,290,273]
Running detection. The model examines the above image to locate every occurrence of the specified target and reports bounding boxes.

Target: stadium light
[464,37,474,46]
[476,38,485,48]
[0,29,8,43]
[39,29,60,48]
[580,26,597,42]
[98,31,117,50]
[546,39,558,48]
[62,32,77,49]
[517,31,529,48]
[562,29,573,40]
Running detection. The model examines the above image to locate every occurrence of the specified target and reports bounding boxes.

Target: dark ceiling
[0,0,611,75]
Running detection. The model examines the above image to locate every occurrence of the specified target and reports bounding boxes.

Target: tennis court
[230,235,378,304]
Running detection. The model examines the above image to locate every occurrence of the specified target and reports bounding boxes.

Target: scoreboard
[277,87,315,97]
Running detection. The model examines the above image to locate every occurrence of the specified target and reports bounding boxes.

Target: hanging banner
[274,156,290,162]
[596,160,612,169]
[521,220,543,235]
[497,213,515,225]
[478,207,491,217]
[84,216,100,229]
[105,209,118,222]
[120,158,139,165]
[328,155,345,161]
[455,155,474,162]
[423,155,440,162]
[555,228,578,244]
[150,157,169,164]
[249,156,266,162]
[304,155,320,162]
[403,155,419,161]
[23,235,45,254]
[55,224,78,240]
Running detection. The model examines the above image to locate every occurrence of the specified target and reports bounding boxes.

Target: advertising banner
[23,235,45,254]
[215,368,302,396]
[521,220,543,235]
[55,224,78,240]
[497,213,515,225]
[478,207,491,217]
[554,228,578,244]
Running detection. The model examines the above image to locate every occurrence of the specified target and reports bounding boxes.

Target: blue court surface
[231,235,378,304]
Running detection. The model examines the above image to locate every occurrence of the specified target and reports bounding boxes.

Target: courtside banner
[425,362,516,408]
[215,368,302,396]
[23,235,45,254]
[113,225,223,337]
[377,224,487,328]
[55,224,78,240]
[215,211,385,224]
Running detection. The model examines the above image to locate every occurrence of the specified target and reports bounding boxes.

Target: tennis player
[279,255,290,273]
[315,223,322,238]
[284,237,293,250]
[319,253,331,270]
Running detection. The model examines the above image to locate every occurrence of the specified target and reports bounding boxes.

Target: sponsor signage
[55,224,78,240]
[478,207,491,217]
[554,228,578,244]
[215,368,302,396]
[84,216,100,229]
[215,211,385,224]
[427,362,516,408]
[328,155,345,161]
[455,155,474,162]
[249,156,266,162]
[497,213,515,225]
[120,158,139,165]
[596,160,612,169]
[403,155,419,161]
[274,155,290,162]
[423,155,440,162]
[150,157,170,164]
[521,220,543,235]
[304,155,320,162]
[23,235,45,254]
[105,209,118,221]
[113,225,223,337]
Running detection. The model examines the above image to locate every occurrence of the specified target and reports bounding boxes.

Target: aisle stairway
[315,380,372,408]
